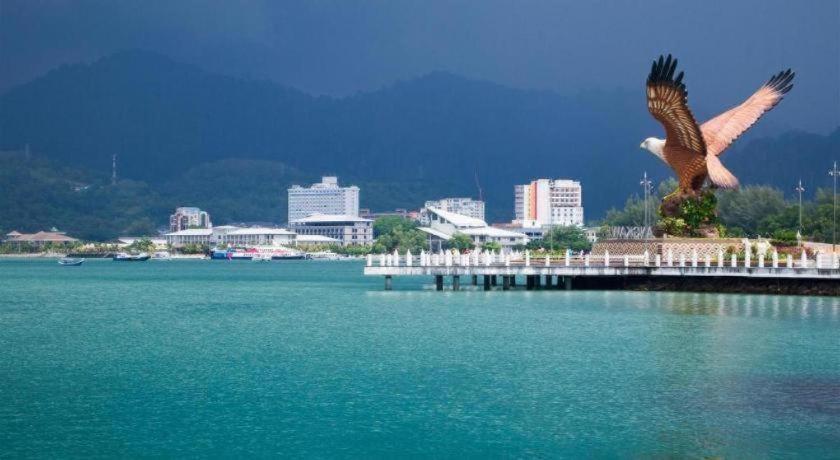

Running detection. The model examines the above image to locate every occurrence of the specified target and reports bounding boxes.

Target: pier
[365,249,840,296]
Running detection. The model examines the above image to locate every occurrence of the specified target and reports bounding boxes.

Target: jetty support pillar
[453,275,460,291]
[483,275,491,291]
[384,275,392,291]
[435,275,444,291]
[502,275,511,290]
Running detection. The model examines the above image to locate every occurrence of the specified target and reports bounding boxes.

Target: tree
[373,216,416,237]
[529,226,591,252]
[717,186,787,237]
[447,233,474,251]
[126,237,156,253]
[482,241,502,252]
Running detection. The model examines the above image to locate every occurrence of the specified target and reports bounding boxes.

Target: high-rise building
[514,179,583,227]
[169,207,212,232]
[420,197,485,224]
[287,176,360,223]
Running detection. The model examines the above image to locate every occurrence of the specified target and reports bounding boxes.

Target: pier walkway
[364,249,840,295]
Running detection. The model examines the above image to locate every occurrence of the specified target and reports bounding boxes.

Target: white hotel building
[287,176,359,223]
[514,179,584,227]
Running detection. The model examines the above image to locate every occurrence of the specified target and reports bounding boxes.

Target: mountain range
[1,50,837,239]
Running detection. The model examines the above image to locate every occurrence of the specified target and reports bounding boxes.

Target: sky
[2,0,838,132]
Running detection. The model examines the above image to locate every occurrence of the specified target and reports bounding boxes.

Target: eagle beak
[639,142,645,149]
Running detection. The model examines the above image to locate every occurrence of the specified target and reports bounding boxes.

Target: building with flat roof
[514,179,583,227]
[289,214,373,246]
[165,226,297,248]
[420,198,484,224]
[169,207,212,232]
[288,176,360,223]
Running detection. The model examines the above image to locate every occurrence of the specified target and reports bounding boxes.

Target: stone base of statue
[591,238,745,258]
[655,188,722,238]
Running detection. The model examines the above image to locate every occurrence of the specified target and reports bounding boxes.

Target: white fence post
[667,249,674,267]
[801,250,808,268]
[604,250,610,267]
[772,250,778,268]
[718,250,724,268]
[655,254,661,267]
[758,253,764,268]
[565,249,571,267]
[786,254,793,268]
[679,253,686,267]
[623,254,629,267]
[731,254,737,268]
[704,254,711,268]
[366,254,372,267]
[525,250,530,267]
[691,249,698,268]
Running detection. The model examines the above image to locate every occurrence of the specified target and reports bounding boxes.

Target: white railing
[366,249,840,270]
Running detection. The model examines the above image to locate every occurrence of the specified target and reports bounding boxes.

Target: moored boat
[58,257,85,266]
[113,252,151,261]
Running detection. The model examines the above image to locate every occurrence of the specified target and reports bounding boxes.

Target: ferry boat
[113,252,151,261]
[211,247,308,261]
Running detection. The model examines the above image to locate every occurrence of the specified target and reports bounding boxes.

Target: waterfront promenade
[365,249,840,295]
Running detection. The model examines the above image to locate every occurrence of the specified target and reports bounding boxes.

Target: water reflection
[619,291,840,322]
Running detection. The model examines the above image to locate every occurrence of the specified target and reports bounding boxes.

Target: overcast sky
[2,0,838,132]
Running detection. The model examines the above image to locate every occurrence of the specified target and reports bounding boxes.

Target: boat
[113,252,151,261]
[151,251,171,260]
[58,257,85,266]
[211,247,308,261]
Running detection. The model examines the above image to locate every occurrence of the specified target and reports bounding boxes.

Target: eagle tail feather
[706,155,739,189]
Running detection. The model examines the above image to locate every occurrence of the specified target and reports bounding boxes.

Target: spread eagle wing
[646,55,707,171]
[701,69,795,157]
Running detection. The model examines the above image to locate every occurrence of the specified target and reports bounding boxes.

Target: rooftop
[292,214,371,224]
[426,207,487,228]
[7,231,79,242]
[227,227,295,236]
[165,228,213,236]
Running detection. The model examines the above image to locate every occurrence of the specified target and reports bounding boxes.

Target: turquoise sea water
[0,258,838,458]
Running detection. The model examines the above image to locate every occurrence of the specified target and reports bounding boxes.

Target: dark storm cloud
[1,0,838,131]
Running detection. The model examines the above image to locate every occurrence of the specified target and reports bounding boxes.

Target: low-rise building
[218,227,296,247]
[165,228,213,247]
[3,230,79,246]
[289,214,373,246]
[418,207,527,250]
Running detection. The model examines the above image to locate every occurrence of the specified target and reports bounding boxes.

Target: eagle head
[640,137,666,162]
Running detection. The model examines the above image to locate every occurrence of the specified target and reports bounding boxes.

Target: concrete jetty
[364,249,840,296]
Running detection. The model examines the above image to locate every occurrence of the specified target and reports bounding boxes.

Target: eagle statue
[641,54,794,195]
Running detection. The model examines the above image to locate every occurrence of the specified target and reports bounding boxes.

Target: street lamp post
[830,161,839,254]
[640,172,653,230]
[640,172,653,254]
[795,179,805,242]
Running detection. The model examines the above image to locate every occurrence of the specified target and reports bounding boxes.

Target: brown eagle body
[643,55,794,195]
